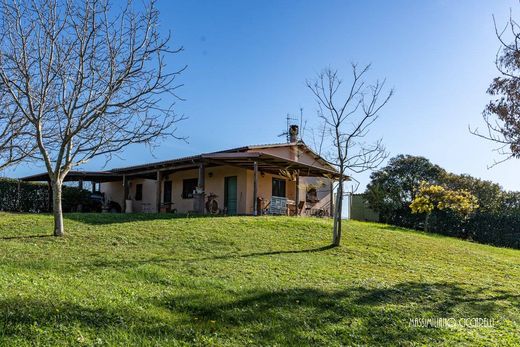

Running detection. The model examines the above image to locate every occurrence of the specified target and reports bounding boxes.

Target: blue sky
[5,0,520,192]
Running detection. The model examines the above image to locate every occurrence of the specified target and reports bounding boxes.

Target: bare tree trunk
[52,180,64,237]
[0,0,186,236]
[307,65,392,248]
[333,178,344,246]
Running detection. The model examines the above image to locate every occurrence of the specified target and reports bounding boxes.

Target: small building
[349,193,380,222]
[21,127,343,216]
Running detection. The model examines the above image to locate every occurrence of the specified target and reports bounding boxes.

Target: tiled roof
[110,141,313,172]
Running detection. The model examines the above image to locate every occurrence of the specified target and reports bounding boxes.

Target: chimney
[289,124,299,143]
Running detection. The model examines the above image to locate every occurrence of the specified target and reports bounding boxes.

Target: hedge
[378,206,520,249]
[0,178,50,212]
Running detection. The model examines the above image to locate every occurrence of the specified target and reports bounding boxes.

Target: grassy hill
[0,213,518,346]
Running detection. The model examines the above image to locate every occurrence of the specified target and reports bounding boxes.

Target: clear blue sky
[5,0,520,192]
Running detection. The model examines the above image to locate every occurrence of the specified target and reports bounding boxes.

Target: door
[163,180,172,203]
[224,176,238,215]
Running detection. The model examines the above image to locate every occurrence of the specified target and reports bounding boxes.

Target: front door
[224,176,238,215]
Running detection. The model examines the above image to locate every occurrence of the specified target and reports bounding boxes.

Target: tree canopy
[365,155,445,219]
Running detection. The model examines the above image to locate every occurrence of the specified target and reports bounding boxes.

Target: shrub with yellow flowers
[410,182,479,231]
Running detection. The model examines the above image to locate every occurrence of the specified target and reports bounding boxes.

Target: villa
[21,126,341,216]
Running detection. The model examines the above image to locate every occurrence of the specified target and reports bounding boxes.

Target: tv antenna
[278,113,298,143]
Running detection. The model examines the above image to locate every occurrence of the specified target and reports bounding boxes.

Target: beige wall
[101,165,250,214]
[248,146,332,170]
[245,170,297,214]
[100,178,156,212]
[245,145,334,215]
[100,181,124,209]
[163,165,249,214]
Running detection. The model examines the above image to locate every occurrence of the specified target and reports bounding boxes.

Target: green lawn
[0,213,518,346]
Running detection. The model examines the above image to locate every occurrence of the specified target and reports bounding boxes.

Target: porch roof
[20,144,345,182]
[106,152,343,179]
[19,171,123,182]
[202,152,343,179]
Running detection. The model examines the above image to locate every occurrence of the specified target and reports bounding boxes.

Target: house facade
[100,142,338,216]
[21,128,342,216]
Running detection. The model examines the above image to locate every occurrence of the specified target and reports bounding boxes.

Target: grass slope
[0,213,519,346]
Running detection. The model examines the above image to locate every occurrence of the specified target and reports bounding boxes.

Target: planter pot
[125,199,133,213]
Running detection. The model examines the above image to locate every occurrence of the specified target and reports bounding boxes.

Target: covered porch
[107,151,339,216]
[21,151,341,216]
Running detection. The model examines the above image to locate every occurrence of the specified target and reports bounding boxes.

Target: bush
[465,213,520,249]
[61,186,101,212]
[365,154,520,249]
[0,178,49,212]
[0,178,100,213]
[412,195,520,249]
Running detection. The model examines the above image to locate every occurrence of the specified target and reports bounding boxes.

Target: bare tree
[307,64,393,246]
[471,13,520,167]
[0,0,185,236]
[0,111,34,169]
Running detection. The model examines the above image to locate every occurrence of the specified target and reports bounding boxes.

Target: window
[163,180,172,203]
[135,184,143,201]
[182,178,198,199]
[272,178,286,197]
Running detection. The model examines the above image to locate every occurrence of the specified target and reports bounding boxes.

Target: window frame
[182,178,198,199]
[272,178,286,198]
[135,183,143,201]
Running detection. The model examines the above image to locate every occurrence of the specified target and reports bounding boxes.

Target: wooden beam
[253,161,258,216]
[196,162,205,214]
[202,152,261,159]
[117,162,201,176]
[295,170,300,216]
[123,175,129,213]
[204,158,249,171]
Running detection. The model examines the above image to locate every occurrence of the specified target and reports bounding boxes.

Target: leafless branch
[471,10,520,165]
[0,0,185,235]
[306,63,393,245]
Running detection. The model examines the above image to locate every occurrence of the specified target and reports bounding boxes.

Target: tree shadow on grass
[64,212,222,225]
[0,234,53,240]
[160,282,516,345]
[84,244,337,269]
[0,282,517,345]
[64,213,322,225]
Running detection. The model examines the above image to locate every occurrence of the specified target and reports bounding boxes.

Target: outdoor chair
[268,196,288,215]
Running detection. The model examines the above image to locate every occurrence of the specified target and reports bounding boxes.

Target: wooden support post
[295,171,300,216]
[197,162,205,214]
[253,161,258,216]
[156,170,162,213]
[78,179,83,190]
[91,181,96,193]
[123,175,129,213]
[329,179,334,218]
